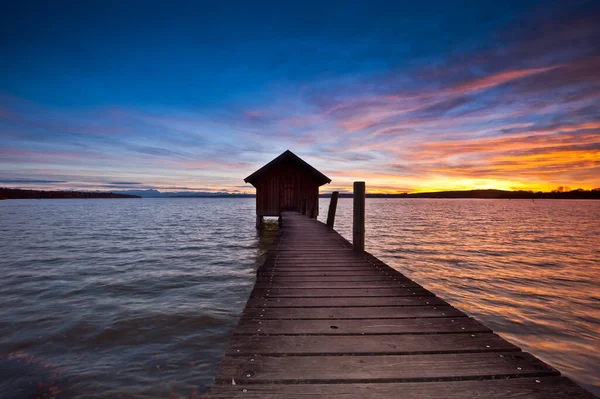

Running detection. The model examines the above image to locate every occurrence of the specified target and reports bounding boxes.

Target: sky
[1,0,599,194]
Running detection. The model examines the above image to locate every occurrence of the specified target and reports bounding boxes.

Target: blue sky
[1,0,599,193]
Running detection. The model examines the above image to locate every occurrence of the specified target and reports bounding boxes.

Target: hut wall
[254,160,319,217]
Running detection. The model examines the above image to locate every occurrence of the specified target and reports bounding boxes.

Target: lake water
[0,198,598,398]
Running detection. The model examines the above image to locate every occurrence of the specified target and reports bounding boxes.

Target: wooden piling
[326,191,339,228]
[353,182,365,252]
[310,194,318,219]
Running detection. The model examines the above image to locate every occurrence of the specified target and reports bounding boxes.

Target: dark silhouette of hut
[244,150,331,228]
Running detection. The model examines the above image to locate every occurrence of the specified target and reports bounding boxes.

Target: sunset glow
[1,1,599,194]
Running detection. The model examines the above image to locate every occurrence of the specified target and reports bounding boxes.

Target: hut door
[281,183,295,210]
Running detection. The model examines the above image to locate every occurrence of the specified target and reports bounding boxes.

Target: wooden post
[312,195,318,218]
[256,215,263,229]
[353,182,365,252]
[326,191,339,228]
[301,199,306,215]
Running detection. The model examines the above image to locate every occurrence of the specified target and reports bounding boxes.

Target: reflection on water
[0,198,277,398]
[320,198,600,395]
[0,198,598,397]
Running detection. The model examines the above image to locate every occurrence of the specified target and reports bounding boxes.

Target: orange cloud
[451,66,560,93]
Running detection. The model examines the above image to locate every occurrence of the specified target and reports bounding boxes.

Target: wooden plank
[271,260,367,264]
[259,269,385,275]
[208,377,598,399]
[258,276,393,281]
[261,272,388,277]
[254,281,420,289]
[273,258,388,264]
[273,256,363,259]
[265,260,384,265]
[251,287,434,298]
[242,305,464,319]
[234,316,491,335]
[258,276,398,282]
[215,352,559,384]
[264,260,372,265]
[263,263,378,268]
[226,333,519,355]
[261,272,392,277]
[208,211,593,399]
[245,296,447,308]
[273,248,352,252]
[265,264,402,271]
[234,316,489,335]
[263,259,379,264]
[257,274,412,281]
[260,267,386,272]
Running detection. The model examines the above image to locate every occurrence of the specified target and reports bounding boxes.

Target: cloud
[0,179,67,184]
[449,66,560,94]
[1,2,598,193]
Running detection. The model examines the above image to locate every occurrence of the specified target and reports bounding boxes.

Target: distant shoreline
[327,189,600,200]
[2,187,598,200]
[0,188,140,199]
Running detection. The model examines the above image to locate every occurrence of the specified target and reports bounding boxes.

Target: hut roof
[244,150,331,186]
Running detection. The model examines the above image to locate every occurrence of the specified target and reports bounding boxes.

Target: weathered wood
[326,191,339,228]
[353,181,365,252]
[310,193,318,218]
[250,287,434,298]
[246,150,329,217]
[261,262,378,267]
[263,262,397,268]
[254,281,420,289]
[269,250,353,253]
[242,305,464,319]
[259,270,389,276]
[208,377,597,399]
[245,296,447,308]
[215,352,558,384]
[258,276,401,282]
[208,211,593,399]
[267,257,364,262]
[267,255,374,260]
[234,316,489,335]
[226,333,519,355]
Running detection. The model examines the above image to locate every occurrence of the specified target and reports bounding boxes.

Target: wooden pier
[208,212,595,398]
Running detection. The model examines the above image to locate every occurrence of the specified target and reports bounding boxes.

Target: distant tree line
[0,188,141,199]
[3,187,599,200]
[320,188,600,199]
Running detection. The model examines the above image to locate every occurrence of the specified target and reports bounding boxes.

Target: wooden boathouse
[244,150,331,228]
[208,174,595,398]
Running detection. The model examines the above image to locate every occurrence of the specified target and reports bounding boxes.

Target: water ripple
[0,198,276,398]
[320,198,600,396]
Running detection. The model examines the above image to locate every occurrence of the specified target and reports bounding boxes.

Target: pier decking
[208,212,594,398]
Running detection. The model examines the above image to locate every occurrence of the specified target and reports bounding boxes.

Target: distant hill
[110,189,255,198]
[99,187,600,199]
[321,188,600,199]
[0,188,141,199]
[3,187,598,200]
